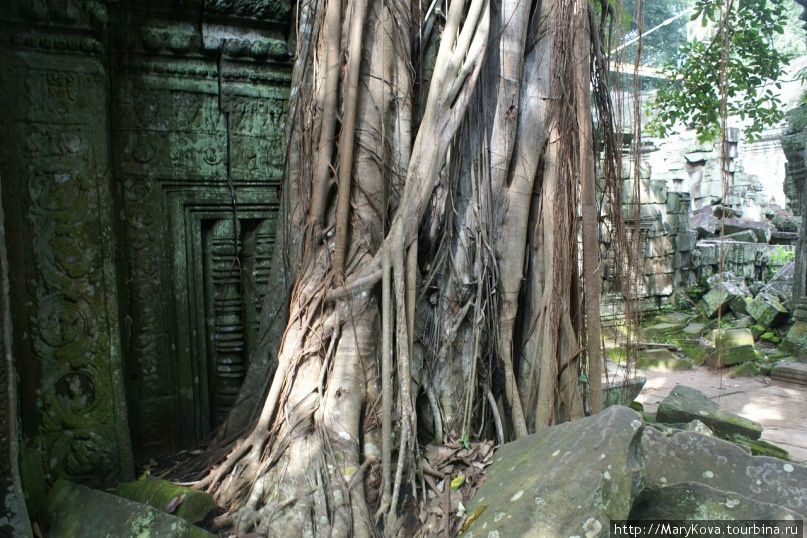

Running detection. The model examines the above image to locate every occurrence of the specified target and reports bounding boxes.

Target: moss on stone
[727,361,760,378]
[116,478,216,524]
[729,434,790,460]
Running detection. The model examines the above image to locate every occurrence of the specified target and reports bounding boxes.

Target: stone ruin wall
[601,125,798,324]
[0,0,292,514]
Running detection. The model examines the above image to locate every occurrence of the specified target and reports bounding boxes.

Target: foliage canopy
[647,0,791,142]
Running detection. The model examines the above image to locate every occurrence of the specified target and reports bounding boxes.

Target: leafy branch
[646,0,789,143]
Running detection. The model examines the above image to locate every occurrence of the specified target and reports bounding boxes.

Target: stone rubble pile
[629,261,807,382]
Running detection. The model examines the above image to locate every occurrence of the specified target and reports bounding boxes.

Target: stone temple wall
[601,125,796,322]
[0,0,291,513]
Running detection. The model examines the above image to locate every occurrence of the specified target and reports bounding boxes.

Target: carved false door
[203,217,271,426]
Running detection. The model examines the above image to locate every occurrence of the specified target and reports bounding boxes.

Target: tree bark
[196,0,627,534]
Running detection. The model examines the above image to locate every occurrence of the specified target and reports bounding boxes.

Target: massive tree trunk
[195,0,623,534]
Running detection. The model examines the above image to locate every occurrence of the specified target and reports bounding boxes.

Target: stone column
[0,0,133,515]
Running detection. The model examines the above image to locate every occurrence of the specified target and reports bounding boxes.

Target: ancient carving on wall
[0,3,134,513]
[110,2,291,455]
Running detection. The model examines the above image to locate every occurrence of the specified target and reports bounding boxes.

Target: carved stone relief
[0,0,133,515]
[110,5,291,456]
[0,0,292,512]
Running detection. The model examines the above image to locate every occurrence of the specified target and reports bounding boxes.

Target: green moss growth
[116,478,216,524]
[727,362,760,378]
[686,286,707,301]
[729,434,790,460]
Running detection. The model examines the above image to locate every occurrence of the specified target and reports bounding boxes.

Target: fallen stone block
[40,479,215,538]
[762,261,794,304]
[727,361,760,378]
[678,339,710,367]
[712,204,742,218]
[642,322,685,342]
[784,321,807,353]
[705,345,759,368]
[656,385,762,439]
[637,349,692,371]
[732,315,755,328]
[699,281,751,318]
[722,217,773,243]
[710,327,754,347]
[705,271,739,287]
[724,229,758,242]
[602,376,646,408]
[747,292,789,328]
[771,231,799,244]
[772,212,798,232]
[771,360,807,385]
[682,322,707,336]
[690,212,718,238]
[654,312,692,325]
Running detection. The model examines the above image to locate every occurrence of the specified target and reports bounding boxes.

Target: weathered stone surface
[772,213,799,232]
[728,361,760,378]
[1,27,135,512]
[656,385,762,439]
[785,321,807,355]
[642,322,685,342]
[641,427,807,518]
[629,482,804,521]
[725,230,759,242]
[654,312,692,325]
[705,271,743,288]
[729,434,790,460]
[711,327,754,347]
[705,345,759,368]
[678,340,710,366]
[682,322,707,336]
[747,292,790,328]
[642,273,674,296]
[645,236,676,257]
[771,360,807,385]
[116,477,217,524]
[462,407,644,538]
[722,217,774,243]
[676,231,698,252]
[771,231,800,244]
[699,281,751,318]
[690,212,719,238]
[40,479,215,537]
[712,204,742,218]
[637,349,692,371]
[603,377,647,408]
[763,261,795,304]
